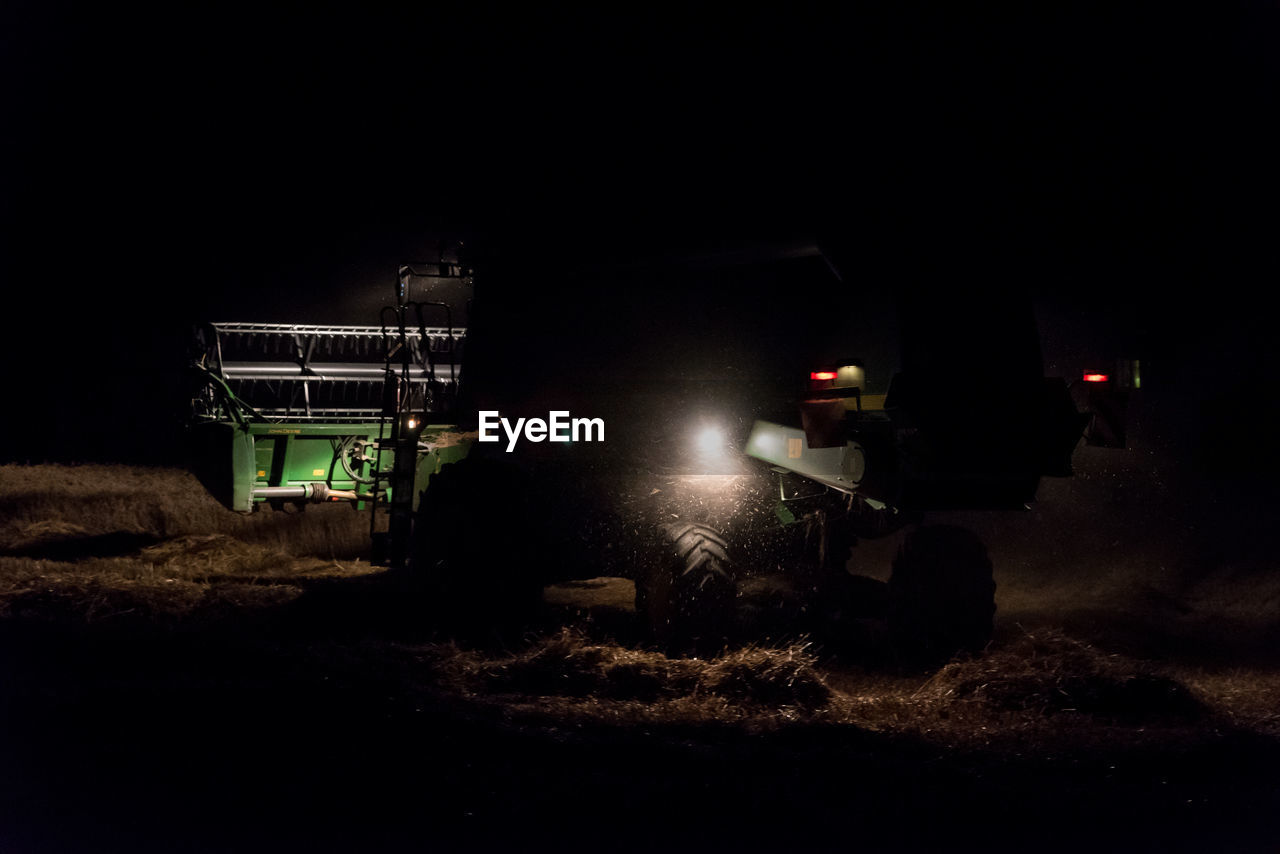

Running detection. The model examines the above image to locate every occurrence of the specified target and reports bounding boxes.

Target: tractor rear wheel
[637,522,737,654]
[887,524,996,667]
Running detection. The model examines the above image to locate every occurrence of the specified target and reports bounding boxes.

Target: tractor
[187,242,1129,662]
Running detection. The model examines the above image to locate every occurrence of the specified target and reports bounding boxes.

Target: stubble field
[0,460,1277,852]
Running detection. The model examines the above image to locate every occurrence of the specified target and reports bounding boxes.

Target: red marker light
[810,371,837,381]
[1083,373,1110,383]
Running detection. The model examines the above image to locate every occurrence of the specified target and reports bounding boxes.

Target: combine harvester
[187,259,473,569]
[188,245,1133,661]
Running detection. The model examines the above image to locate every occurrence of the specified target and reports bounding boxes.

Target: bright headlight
[695,425,725,457]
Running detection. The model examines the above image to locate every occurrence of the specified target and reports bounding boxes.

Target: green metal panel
[745,420,857,493]
[189,320,474,535]
[253,441,275,485]
[229,424,257,512]
[245,422,382,500]
[191,416,473,511]
[245,423,387,437]
[188,421,253,512]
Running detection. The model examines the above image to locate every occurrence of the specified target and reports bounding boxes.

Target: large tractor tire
[637,523,738,654]
[887,524,996,667]
[413,456,545,640]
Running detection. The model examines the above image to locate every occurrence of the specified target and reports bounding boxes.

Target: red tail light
[810,371,837,381]
[1083,373,1110,383]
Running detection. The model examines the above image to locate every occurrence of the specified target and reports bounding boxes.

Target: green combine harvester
[187,245,1131,661]
[187,260,476,569]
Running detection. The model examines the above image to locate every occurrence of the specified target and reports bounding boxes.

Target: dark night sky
[2,5,1277,466]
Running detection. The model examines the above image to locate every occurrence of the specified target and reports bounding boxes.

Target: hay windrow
[0,464,371,558]
[437,629,832,711]
[916,628,1205,723]
[139,534,293,575]
[0,527,375,624]
[11,519,94,542]
[0,559,305,623]
[702,645,834,708]
[417,628,1219,746]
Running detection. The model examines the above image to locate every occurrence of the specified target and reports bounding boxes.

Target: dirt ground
[0,460,1278,853]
